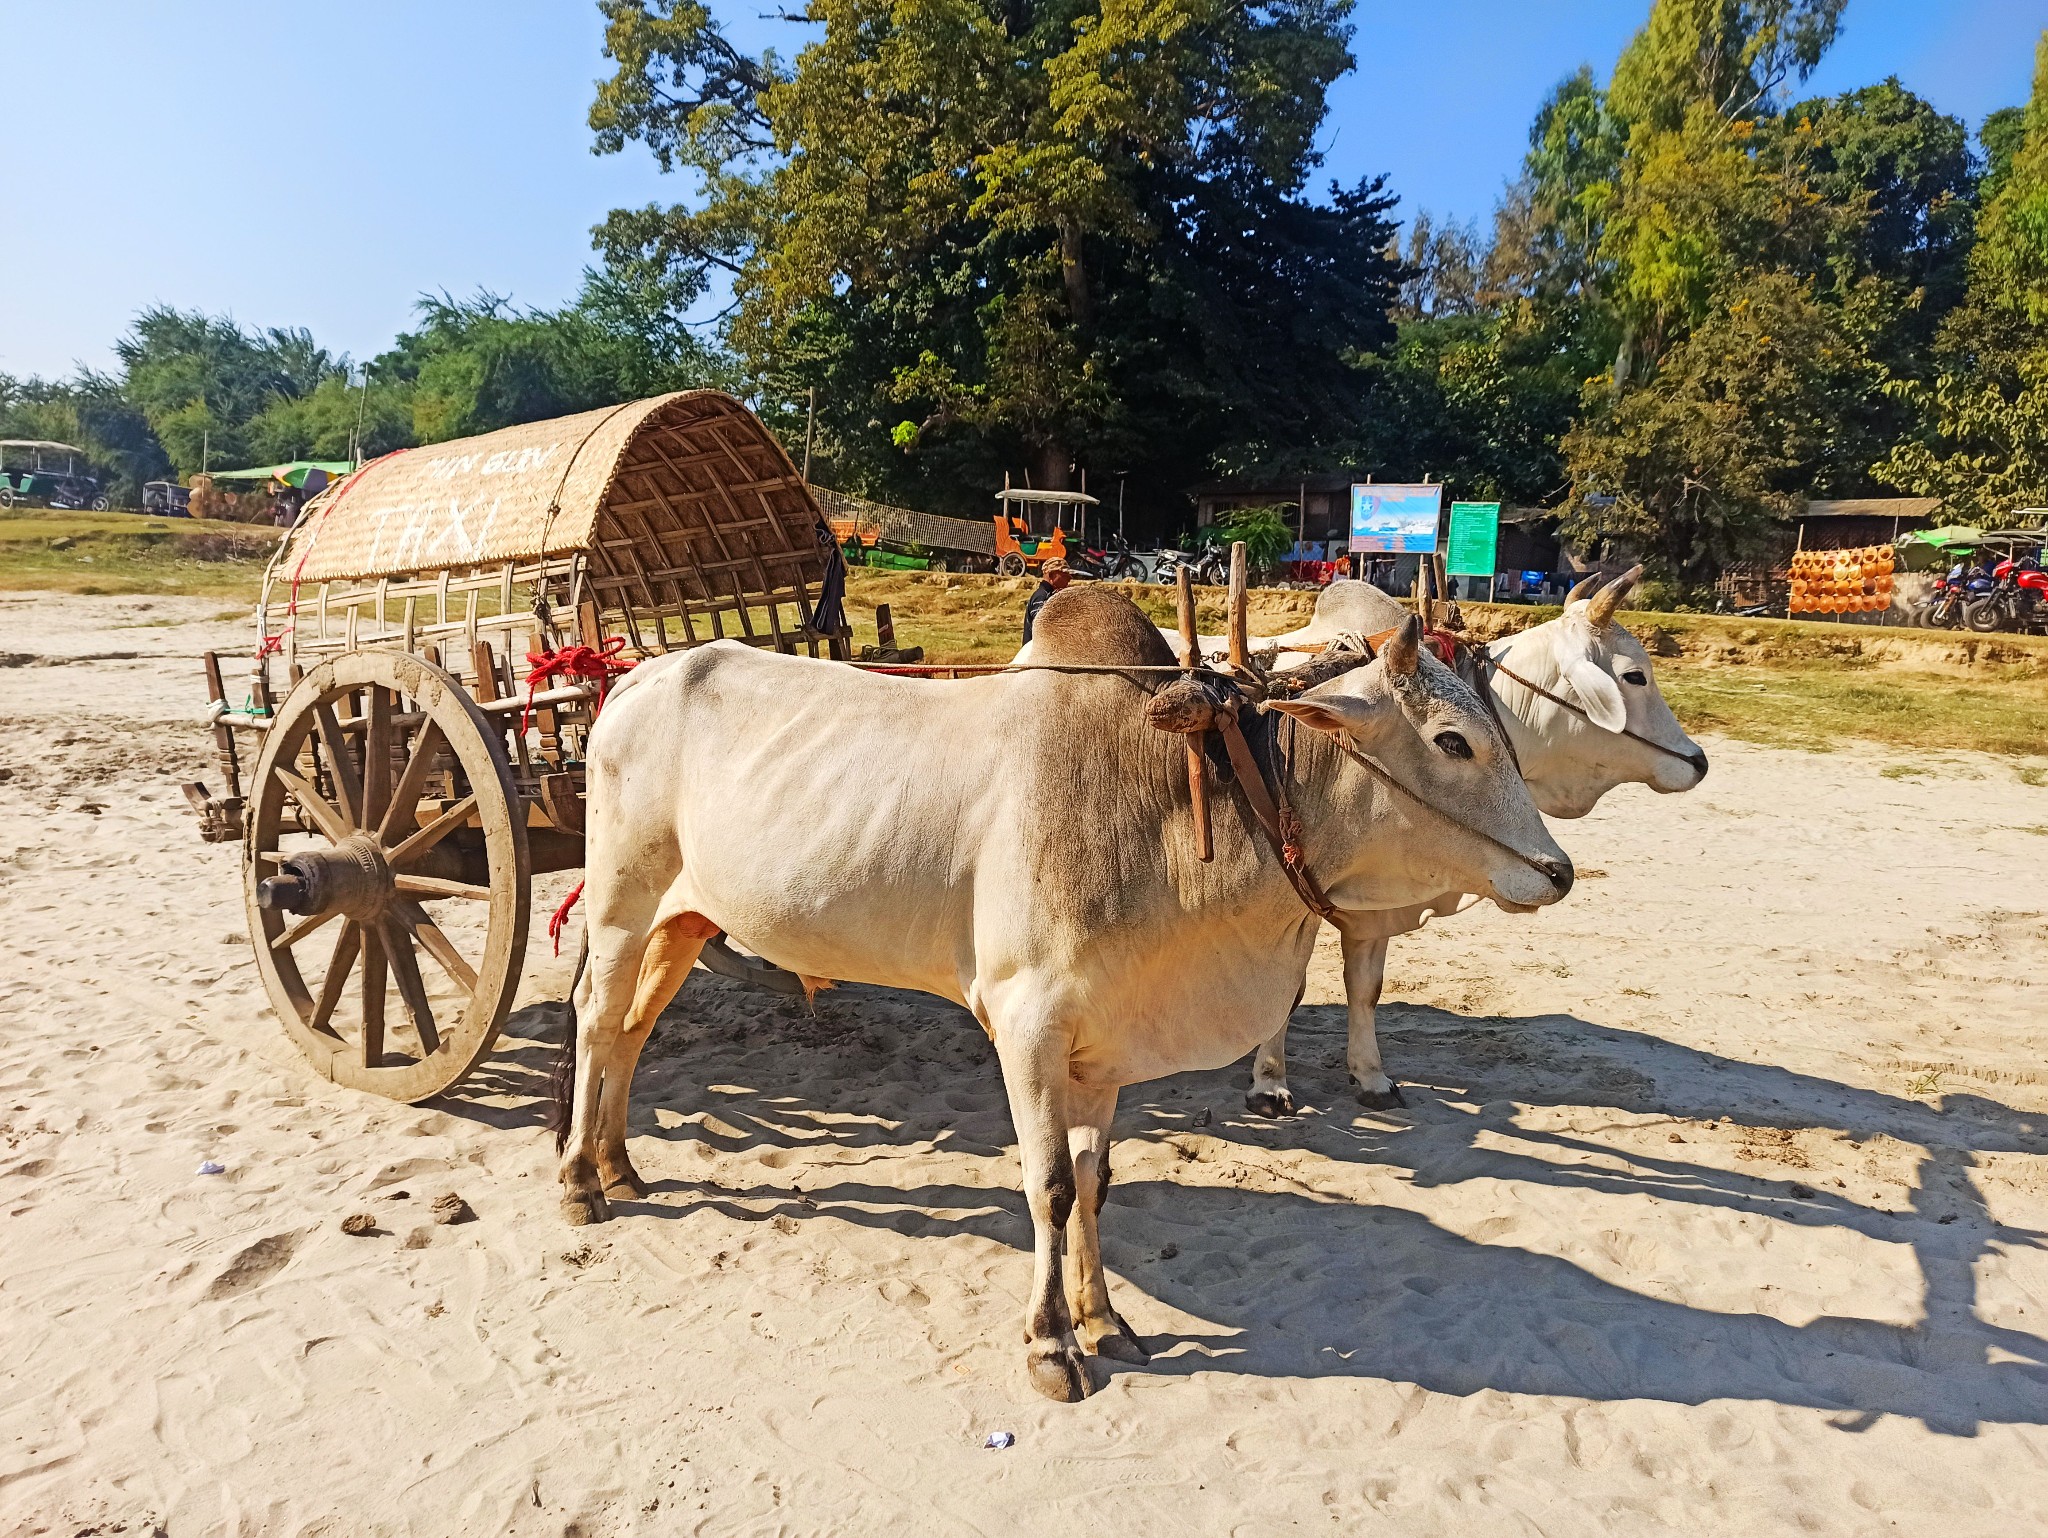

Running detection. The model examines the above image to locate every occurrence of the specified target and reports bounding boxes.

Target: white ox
[1021,570,1705,1109]
[553,608,1573,1401]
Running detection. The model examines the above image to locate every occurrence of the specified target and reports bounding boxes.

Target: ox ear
[1559,650,1629,733]
[1265,690,1389,740]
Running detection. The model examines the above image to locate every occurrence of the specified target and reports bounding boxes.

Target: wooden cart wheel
[244,650,530,1102]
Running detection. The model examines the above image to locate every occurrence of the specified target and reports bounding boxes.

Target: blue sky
[1,0,2039,380]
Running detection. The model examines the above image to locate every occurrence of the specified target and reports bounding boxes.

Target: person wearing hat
[1022,557,1073,644]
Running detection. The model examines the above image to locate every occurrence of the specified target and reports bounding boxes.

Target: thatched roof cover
[277,392,823,585]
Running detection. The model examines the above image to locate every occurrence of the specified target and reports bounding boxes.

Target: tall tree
[588,0,1402,520]
[1876,33,2048,520]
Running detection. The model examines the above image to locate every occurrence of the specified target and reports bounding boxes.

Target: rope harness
[1145,625,1566,927]
[1472,648,1702,767]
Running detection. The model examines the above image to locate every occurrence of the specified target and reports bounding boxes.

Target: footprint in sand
[202,1232,300,1300]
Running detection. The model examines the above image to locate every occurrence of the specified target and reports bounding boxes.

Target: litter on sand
[983,1432,1015,1450]
[196,1161,225,1176]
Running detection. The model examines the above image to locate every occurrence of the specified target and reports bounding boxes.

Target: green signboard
[1445,501,1501,578]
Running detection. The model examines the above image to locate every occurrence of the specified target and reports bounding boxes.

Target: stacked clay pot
[1787,545,1895,613]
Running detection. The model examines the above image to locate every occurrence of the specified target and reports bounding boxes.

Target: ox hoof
[1354,1082,1406,1110]
[1092,1329,1151,1365]
[559,1190,612,1227]
[1026,1344,1094,1403]
[601,1163,649,1201]
[1245,1087,1296,1118]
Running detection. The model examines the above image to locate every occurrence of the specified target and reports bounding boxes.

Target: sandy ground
[3,592,2048,1537]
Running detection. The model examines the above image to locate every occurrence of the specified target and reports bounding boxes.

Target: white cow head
[1488,567,1708,819]
[1267,616,1576,913]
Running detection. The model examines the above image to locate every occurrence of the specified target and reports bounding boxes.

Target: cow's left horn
[1382,614,1422,677]
[1564,571,1603,605]
[1586,564,1643,627]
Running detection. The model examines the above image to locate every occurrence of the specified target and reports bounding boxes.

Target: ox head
[1265,616,1575,914]
[1490,567,1708,818]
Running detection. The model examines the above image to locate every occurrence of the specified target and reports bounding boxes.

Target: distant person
[1022,558,1072,643]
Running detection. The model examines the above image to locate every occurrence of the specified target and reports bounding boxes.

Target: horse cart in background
[185,392,847,1102]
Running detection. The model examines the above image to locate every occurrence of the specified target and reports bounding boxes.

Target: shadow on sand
[434,972,2048,1435]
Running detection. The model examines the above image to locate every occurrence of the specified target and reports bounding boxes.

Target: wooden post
[875,602,896,650]
[202,652,242,799]
[1175,564,1212,862]
[1227,540,1249,672]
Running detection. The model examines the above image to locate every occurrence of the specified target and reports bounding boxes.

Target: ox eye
[1622,669,1648,686]
[1434,731,1473,760]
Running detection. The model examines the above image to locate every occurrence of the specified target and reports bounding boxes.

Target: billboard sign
[1349,483,1442,553]
[1445,501,1501,577]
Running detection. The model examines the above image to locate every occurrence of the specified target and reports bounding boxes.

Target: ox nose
[1537,856,1575,898]
[1687,747,1710,782]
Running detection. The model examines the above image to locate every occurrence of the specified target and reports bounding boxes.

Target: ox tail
[547,930,590,1154]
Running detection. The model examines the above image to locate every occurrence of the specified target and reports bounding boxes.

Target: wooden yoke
[1175,564,1212,862]
[1227,540,1250,675]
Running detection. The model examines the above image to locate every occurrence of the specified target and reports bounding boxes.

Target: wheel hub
[257,834,393,920]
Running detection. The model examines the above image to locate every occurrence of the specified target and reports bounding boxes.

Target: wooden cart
[186,392,844,1102]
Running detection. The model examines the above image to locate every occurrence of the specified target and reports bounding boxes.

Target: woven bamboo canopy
[280,387,823,594]
[259,391,839,665]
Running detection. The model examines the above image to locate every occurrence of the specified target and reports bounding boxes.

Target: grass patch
[0,508,274,599]
[1879,764,1926,780]
[1656,663,2048,757]
[2020,766,2048,788]
[855,573,2048,759]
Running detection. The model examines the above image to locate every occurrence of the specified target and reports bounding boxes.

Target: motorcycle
[1152,542,1230,586]
[1923,561,1997,629]
[1963,552,2048,634]
[1067,532,1148,581]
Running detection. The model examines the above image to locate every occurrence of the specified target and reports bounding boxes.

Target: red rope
[549,880,585,957]
[522,637,635,733]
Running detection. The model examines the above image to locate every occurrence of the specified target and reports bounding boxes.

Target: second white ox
[553,612,1573,1401]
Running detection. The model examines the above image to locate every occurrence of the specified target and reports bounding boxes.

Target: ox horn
[1564,571,1603,605]
[1586,564,1644,627]
[1381,614,1422,677]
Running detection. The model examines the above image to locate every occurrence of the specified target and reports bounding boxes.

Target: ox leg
[1065,1083,1148,1365]
[1342,934,1403,1109]
[1245,997,1300,1119]
[994,1022,1092,1403]
[595,912,714,1201]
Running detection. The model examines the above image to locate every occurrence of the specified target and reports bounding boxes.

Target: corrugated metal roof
[1801,497,1942,519]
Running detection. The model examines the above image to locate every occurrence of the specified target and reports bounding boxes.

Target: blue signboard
[1349,484,1443,553]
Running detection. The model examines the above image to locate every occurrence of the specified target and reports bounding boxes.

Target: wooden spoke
[272,767,351,844]
[382,919,441,1057]
[392,872,493,901]
[385,794,479,869]
[360,924,387,1068]
[376,718,445,845]
[306,920,361,1038]
[246,649,528,1103]
[313,700,363,828]
[395,900,479,992]
[361,685,394,833]
[270,907,342,953]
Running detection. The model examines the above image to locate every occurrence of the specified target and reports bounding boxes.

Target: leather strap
[1478,651,1701,766]
[1215,711,1341,923]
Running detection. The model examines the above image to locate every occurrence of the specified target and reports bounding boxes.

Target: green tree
[1562,271,1879,586]
[1875,33,2048,520]
[588,0,1402,522]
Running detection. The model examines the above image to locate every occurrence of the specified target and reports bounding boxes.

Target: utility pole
[802,386,816,483]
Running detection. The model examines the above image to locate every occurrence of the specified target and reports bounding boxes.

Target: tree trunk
[1057,217,1090,325]
[1033,440,1072,491]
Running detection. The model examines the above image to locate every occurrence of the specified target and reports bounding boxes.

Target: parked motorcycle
[1068,532,1148,581]
[1963,552,2048,634]
[1153,542,1230,586]
[1923,560,1997,629]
